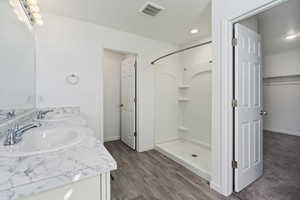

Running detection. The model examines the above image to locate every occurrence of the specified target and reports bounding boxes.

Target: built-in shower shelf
[178,98,190,102]
[178,126,189,131]
[178,85,191,89]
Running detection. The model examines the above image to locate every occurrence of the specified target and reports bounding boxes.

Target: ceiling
[38,0,211,45]
[258,0,300,55]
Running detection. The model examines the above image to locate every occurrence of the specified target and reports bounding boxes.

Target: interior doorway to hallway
[103,49,137,150]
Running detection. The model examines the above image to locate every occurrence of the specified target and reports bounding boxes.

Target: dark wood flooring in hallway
[235,131,300,200]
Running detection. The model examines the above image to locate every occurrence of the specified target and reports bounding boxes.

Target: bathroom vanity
[0,109,117,200]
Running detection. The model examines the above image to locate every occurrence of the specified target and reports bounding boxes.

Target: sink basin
[0,126,88,157]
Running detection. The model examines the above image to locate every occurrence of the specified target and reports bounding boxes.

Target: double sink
[0,112,88,157]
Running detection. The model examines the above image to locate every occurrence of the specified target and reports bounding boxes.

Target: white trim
[264,129,300,137]
[104,136,121,142]
[101,48,141,152]
[135,56,141,152]
[220,20,234,196]
[212,0,286,196]
[99,48,105,142]
[210,182,222,194]
[231,0,288,23]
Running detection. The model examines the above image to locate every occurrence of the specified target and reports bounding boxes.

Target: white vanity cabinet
[22,172,111,200]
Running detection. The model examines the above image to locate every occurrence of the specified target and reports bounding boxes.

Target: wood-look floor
[104,141,236,200]
[105,131,300,200]
[235,131,300,200]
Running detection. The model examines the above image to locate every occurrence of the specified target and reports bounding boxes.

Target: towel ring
[66,74,80,85]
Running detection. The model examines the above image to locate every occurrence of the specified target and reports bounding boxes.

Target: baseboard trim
[210,182,222,195]
[264,128,300,137]
[104,136,120,142]
[137,144,155,152]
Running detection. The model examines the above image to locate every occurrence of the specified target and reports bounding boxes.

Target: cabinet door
[22,173,111,200]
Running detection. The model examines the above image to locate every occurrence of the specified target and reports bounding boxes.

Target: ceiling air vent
[139,2,164,17]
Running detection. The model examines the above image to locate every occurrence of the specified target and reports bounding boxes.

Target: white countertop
[0,127,117,200]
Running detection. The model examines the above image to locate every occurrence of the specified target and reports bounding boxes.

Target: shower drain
[191,154,198,158]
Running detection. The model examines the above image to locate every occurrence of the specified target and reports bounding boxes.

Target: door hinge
[232,38,237,47]
[134,132,137,137]
[232,160,238,169]
[232,99,238,108]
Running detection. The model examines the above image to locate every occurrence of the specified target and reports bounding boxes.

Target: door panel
[234,24,263,192]
[121,56,136,150]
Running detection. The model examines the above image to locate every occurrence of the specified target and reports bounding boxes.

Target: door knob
[260,110,267,116]
[120,104,124,107]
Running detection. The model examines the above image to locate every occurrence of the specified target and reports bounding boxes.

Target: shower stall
[153,40,212,181]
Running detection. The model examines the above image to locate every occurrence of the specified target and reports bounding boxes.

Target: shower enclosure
[153,40,212,181]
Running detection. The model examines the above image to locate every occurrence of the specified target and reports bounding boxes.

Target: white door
[121,56,136,150]
[234,24,263,192]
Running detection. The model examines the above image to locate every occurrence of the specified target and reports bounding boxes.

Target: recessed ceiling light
[285,34,297,40]
[190,29,199,34]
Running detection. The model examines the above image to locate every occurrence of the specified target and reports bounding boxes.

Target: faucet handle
[7,128,14,135]
[13,124,19,131]
[4,128,17,146]
[37,111,43,119]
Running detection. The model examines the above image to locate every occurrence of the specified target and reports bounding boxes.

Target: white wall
[103,49,125,141]
[35,14,178,151]
[259,0,300,77]
[257,0,300,136]
[179,38,212,148]
[263,83,300,136]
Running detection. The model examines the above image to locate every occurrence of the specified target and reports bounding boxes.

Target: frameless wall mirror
[0,0,36,123]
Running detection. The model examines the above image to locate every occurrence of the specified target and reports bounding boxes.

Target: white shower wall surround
[154,38,212,180]
[179,62,212,148]
[154,56,181,144]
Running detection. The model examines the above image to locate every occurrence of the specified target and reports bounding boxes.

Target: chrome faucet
[7,110,15,119]
[37,109,54,120]
[0,110,15,120]
[4,123,41,146]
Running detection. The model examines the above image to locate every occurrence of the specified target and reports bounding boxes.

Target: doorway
[103,49,137,150]
[233,0,300,198]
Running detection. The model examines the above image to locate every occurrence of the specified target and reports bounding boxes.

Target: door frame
[101,48,139,151]
[213,0,287,196]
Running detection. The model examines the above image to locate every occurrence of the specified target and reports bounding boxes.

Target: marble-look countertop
[0,126,117,200]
